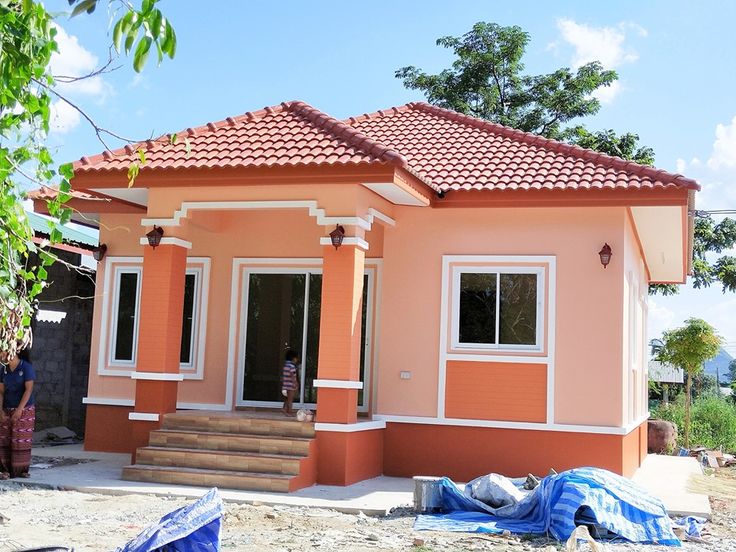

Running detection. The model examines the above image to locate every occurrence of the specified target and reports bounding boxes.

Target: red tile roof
[73,100,698,193]
[75,101,409,173]
[347,102,699,192]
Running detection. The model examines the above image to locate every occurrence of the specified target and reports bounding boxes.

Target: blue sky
[42,1,736,354]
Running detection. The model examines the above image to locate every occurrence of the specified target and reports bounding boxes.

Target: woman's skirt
[0,405,35,478]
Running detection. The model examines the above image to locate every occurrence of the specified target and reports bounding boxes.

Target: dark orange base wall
[83,404,134,453]
[316,429,384,486]
[383,421,648,481]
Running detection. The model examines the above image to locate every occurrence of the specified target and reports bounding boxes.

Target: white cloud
[47,24,110,133]
[591,80,622,105]
[555,19,645,103]
[647,298,676,341]
[49,100,81,134]
[675,116,736,211]
[707,116,736,170]
[556,18,642,69]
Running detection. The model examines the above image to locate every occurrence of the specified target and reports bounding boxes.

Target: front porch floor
[27,444,413,515]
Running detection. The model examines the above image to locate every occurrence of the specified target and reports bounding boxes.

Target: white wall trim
[98,258,143,376]
[82,397,135,407]
[138,237,192,249]
[313,379,364,389]
[319,237,369,251]
[140,200,397,232]
[445,353,549,364]
[367,208,396,227]
[375,414,631,436]
[131,371,184,381]
[128,412,160,422]
[315,420,386,432]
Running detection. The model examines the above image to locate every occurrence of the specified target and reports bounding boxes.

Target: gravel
[0,482,732,551]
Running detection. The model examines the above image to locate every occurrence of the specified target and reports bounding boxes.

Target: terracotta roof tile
[74,101,410,174]
[74,100,698,194]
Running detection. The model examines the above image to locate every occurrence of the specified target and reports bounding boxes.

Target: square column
[129,241,188,457]
[315,244,365,424]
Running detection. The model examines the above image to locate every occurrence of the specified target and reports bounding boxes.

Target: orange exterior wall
[316,430,384,486]
[377,206,627,427]
[383,420,647,481]
[83,405,133,453]
[445,361,546,422]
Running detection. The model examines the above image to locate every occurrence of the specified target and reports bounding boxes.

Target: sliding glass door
[240,269,371,409]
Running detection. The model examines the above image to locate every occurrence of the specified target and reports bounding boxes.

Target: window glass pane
[459,273,497,344]
[244,274,305,402]
[499,273,537,345]
[180,273,196,364]
[114,272,138,361]
[303,273,322,404]
[358,273,368,406]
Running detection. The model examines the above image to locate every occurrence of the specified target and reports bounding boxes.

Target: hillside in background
[705,348,734,383]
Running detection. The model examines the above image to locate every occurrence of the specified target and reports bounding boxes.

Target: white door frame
[235,263,375,413]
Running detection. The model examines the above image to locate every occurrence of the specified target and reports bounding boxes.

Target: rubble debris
[32,426,79,446]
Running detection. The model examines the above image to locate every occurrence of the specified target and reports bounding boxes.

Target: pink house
[35,101,697,491]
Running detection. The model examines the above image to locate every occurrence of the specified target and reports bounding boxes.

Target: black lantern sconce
[92,243,107,262]
[329,224,345,250]
[598,243,612,268]
[146,225,164,249]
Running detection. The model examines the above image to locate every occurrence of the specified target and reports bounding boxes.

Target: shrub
[652,395,736,453]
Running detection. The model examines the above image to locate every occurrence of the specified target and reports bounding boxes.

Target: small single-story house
[34,101,698,489]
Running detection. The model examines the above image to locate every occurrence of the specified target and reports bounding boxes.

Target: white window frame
[109,266,143,366]
[451,265,545,353]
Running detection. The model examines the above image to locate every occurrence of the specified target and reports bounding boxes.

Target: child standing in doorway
[281,349,299,416]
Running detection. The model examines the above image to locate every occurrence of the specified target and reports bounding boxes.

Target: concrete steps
[122,412,317,492]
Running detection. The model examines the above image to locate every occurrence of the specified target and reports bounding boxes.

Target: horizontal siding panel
[445,360,547,422]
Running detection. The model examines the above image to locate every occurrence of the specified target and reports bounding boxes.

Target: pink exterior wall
[87,183,389,409]
[377,206,628,427]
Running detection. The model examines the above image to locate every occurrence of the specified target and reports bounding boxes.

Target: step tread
[123,464,292,480]
[138,446,305,460]
[152,428,312,443]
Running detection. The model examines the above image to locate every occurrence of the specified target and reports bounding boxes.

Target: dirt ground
[0,468,733,551]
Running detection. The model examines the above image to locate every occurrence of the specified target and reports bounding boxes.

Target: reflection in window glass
[499,274,537,345]
[459,273,497,344]
[114,272,138,361]
[180,273,196,364]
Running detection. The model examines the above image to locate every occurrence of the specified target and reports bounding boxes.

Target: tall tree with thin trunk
[658,318,722,448]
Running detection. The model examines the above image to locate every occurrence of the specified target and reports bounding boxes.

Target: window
[105,259,209,374]
[110,268,142,364]
[180,271,199,366]
[452,267,543,351]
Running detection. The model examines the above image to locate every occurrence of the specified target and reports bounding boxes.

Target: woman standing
[0,349,35,479]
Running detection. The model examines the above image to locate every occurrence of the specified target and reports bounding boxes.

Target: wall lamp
[329,224,345,249]
[598,243,612,268]
[92,243,107,262]
[146,225,164,249]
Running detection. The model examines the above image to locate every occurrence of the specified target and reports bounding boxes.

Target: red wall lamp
[598,243,613,268]
[329,224,345,249]
[146,225,164,249]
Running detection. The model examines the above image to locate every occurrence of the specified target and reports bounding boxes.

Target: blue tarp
[415,467,681,546]
[117,488,223,552]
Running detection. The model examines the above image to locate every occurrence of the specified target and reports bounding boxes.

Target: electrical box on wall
[400,371,411,380]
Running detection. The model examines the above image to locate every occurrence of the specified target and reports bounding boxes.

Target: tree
[397,21,736,294]
[658,318,722,448]
[396,22,617,140]
[0,0,176,360]
[729,358,736,383]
